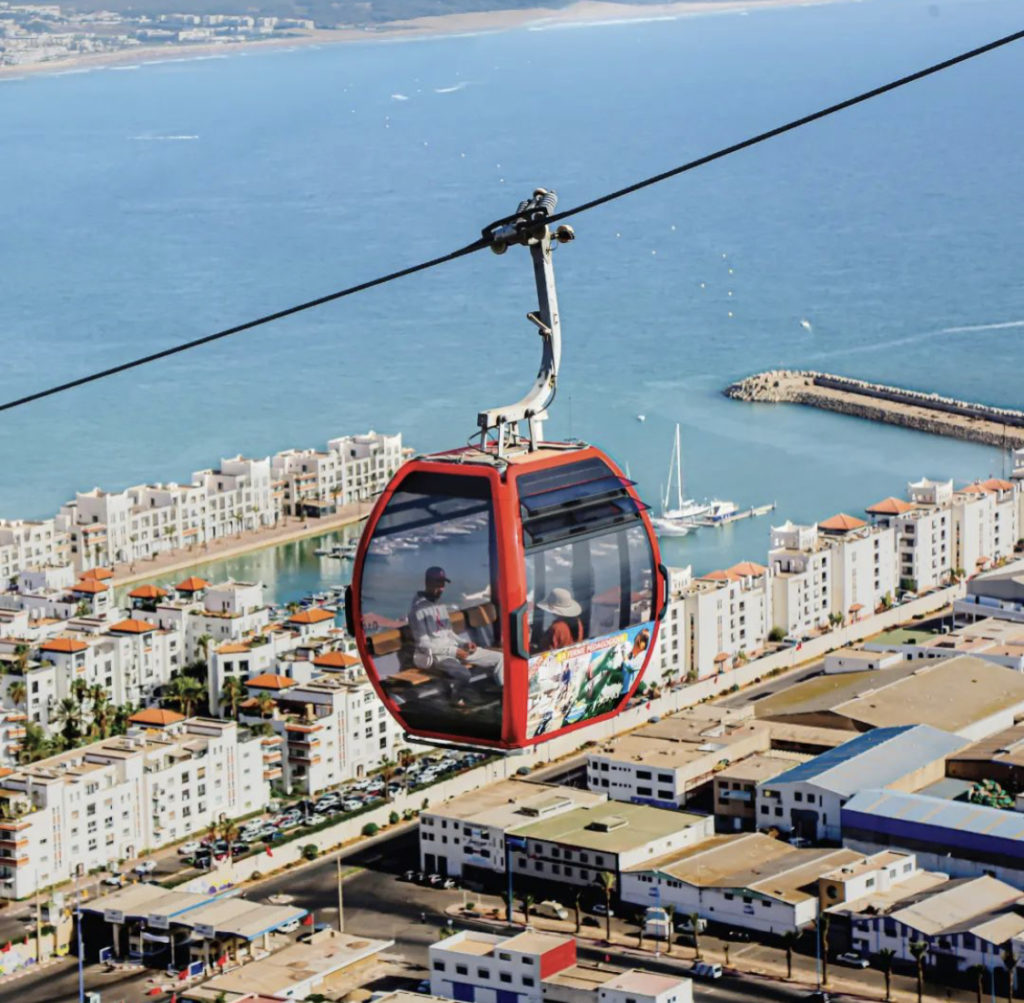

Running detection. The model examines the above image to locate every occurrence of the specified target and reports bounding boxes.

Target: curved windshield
[518,459,655,739]
[359,472,502,742]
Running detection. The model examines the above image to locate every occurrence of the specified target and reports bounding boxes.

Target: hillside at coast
[59,0,705,28]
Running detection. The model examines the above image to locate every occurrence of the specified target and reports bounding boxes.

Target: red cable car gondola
[346,191,665,750]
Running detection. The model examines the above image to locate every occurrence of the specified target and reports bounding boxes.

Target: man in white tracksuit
[408,566,503,706]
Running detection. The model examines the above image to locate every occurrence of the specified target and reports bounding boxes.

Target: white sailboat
[651,424,708,536]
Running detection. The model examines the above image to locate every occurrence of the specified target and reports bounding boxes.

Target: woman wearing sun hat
[537,586,584,652]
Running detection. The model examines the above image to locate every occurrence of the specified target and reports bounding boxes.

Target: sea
[1,0,1023,603]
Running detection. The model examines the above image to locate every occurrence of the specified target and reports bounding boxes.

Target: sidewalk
[442,898,975,1003]
[107,503,367,588]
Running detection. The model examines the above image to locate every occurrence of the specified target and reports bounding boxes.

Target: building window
[433,962,445,971]
[456,965,468,976]
[500,974,512,984]
[523,977,535,987]
[794,792,803,802]
[477,969,490,979]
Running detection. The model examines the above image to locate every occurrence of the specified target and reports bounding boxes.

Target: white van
[536,900,569,921]
[690,962,723,980]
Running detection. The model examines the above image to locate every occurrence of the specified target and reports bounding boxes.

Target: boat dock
[694,501,776,527]
[724,370,1024,449]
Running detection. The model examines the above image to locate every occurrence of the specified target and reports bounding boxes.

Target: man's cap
[425,566,451,584]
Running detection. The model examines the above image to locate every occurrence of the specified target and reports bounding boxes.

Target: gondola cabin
[347,442,664,750]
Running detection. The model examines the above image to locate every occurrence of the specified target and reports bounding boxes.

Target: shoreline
[0,0,841,80]
[108,503,366,588]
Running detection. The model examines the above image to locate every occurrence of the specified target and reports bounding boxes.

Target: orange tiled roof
[217,642,251,655]
[81,567,113,581]
[129,707,184,726]
[313,650,359,668]
[108,618,157,634]
[176,576,209,592]
[287,607,335,625]
[818,513,867,532]
[713,651,730,663]
[865,497,916,516]
[961,483,990,495]
[72,580,108,594]
[41,637,89,654]
[128,584,168,599]
[699,569,734,582]
[728,561,766,577]
[246,673,296,690]
[983,478,1015,492]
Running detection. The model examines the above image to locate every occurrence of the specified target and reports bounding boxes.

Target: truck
[536,900,569,921]
[644,906,671,940]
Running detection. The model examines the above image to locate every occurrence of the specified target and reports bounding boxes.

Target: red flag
[2,941,10,952]
[301,913,314,926]
[265,846,273,857]
[796,642,802,651]
[218,955,228,968]
[178,970,187,980]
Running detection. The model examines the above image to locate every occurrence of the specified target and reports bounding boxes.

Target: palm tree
[221,818,238,861]
[909,940,929,1003]
[71,677,89,705]
[820,914,831,987]
[1003,940,1019,1003]
[112,702,136,735]
[573,891,582,934]
[878,948,897,1001]
[595,872,615,943]
[220,676,244,720]
[397,747,415,791]
[254,691,276,719]
[664,904,675,955]
[13,643,30,674]
[163,675,204,718]
[9,679,28,713]
[782,930,800,979]
[90,686,113,739]
[688,911,702,960]
[378,756,396,803]
[19,721,50,763]
[522,893,535,926]
[967,964,986,1003]
[55,696,84,744]
[196,633,213,666]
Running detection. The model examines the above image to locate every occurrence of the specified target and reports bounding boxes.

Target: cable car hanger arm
[476,189,575,457]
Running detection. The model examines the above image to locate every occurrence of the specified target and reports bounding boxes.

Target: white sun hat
[537,587,582,618]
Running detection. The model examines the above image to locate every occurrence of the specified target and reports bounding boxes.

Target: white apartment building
[271,448,343,517]
[191,455,275,538]
[430,930,578,1003]
[817,514,897,620]
[952,479,1019,575]
[0,714,269,899]
[0,519,68,584]
[769,521,831,636]
[869,479,954,592]
[327,431,404,505]
[649,566,692,686]
[598,972,693,1003]
[682,561,771,678]
[419,781,607,880]
[238,668,403,793]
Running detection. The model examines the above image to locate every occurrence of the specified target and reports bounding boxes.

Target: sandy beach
[0,0,838,80]
[108,502,366,588]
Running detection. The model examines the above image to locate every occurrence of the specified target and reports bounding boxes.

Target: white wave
[391,92,409,101]
[110,64,141,71]
[435,81,469,94]
[939,319,1024,335]
[131,134,199,141]
[528,15,681,31]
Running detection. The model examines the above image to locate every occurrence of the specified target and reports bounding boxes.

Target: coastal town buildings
[767,521,831,637]
[0,714,268,899]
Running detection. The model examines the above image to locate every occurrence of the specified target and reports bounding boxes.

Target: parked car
[675,916,707,933]
[536,900,569,921]
[804,992,831,1003]
[341,799,363,813]
[442,878,458,890]
[722,928,752,942]
[178,841,202,856]
[690,962,723,980]
[428,873,443,886]
[278,918,301,934]
[402,869,418,882]
[102,874,125,887]
[591,903,614,917]
[133,859,157,874]
[838,952,869,969]
[788,836,812,848]
[416,980,431,994]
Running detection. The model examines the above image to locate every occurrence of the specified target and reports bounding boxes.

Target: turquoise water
[2,0,1023,601]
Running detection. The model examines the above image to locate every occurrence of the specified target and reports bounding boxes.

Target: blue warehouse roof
[843,789,1024,862]
[766,725,965,797]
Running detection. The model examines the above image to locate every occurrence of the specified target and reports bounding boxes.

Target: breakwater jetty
[724,370,1024,449]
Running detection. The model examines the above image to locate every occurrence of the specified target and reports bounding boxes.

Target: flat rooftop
[83,884,216,920]
[510,801,706,853]
[544,964,622,991]
[502,931,575,955]
[428,780,605,828]
[715,753,808,784]
[602,970,690,996]
[199,931,392,997]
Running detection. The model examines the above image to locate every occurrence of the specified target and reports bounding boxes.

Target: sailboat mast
[674,423,684,510]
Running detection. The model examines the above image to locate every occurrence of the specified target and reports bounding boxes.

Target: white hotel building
[769,521,832,637]
[0,713,268,899]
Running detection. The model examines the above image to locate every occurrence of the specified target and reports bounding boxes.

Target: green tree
[909,940,929,1003]
[878,948,897,1002]
[378,755,396,803]
[688,911,702,960]
[71,677,89,705]
[254,691,276,719]
[13,643,31,674]
[19,721,51,763]
[1003,940,1019,1003]
[573,891,582,934]
[768,625,786,642]
[163,675,204,718]
[8,679,28,713]
[301,844,319,861]
[90,685,113,739]
[782,930,800,979]
[220,676,244,719]
[664,904,675,955]
[361,822,379,837]
[55,696,84,744]
[522,893,535,925]
[967,964,986,1003]
[595,872,615,943]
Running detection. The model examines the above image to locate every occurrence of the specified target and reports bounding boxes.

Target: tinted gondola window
[359,473,503,741]
[518,461,654,739]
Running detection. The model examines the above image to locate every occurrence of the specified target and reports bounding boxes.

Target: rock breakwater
[724,370,1024,449]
